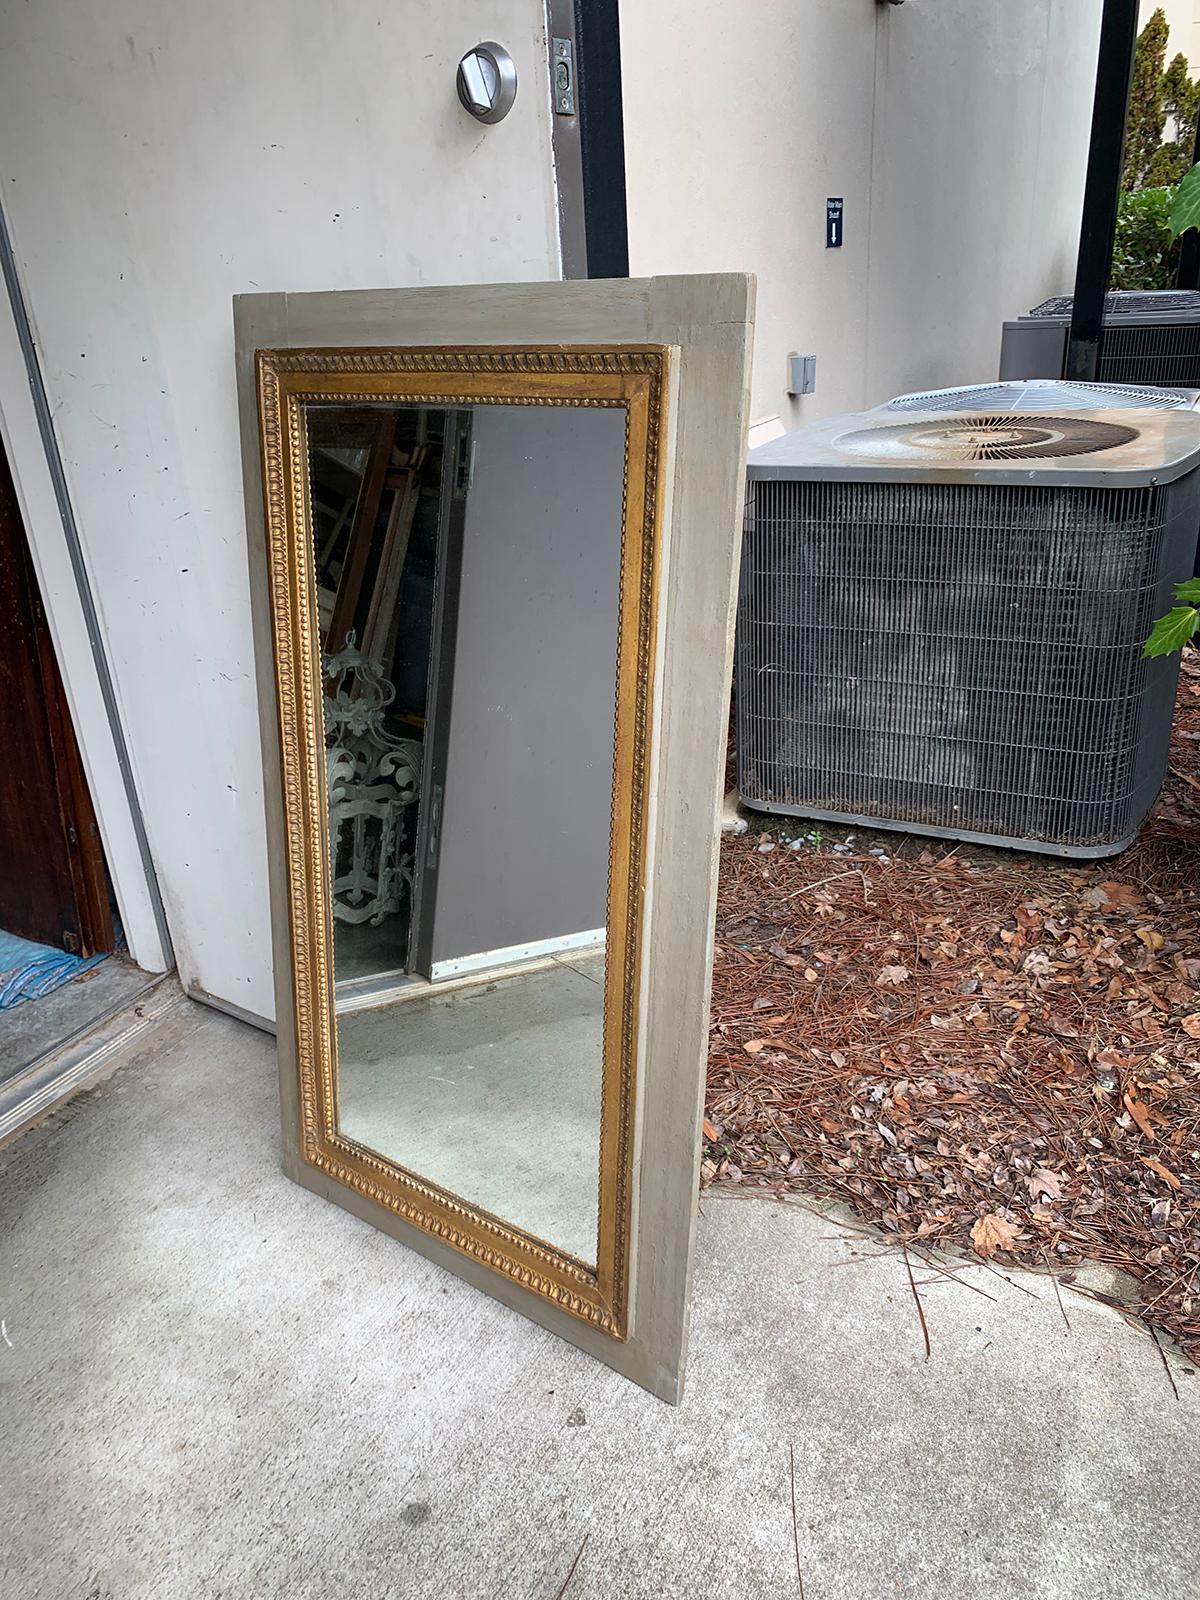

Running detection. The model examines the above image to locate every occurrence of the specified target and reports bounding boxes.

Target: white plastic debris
[719,788,749,834]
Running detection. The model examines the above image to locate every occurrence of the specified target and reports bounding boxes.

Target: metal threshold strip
[0,973,183,1148]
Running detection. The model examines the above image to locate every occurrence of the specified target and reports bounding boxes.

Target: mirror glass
[306,399,626,1266]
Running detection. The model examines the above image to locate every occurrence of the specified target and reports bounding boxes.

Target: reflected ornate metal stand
[323,633,422,928]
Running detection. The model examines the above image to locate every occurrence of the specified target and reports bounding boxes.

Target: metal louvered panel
[1031,291,1200,319]
[1097,322,1200,387]
[735,477,1200,855]
[886,380,1200,412]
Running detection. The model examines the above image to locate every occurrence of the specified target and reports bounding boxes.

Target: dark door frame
[1064,0,1141,380]
[548,0,630,280]
[408,410,471,979]
[1178,116,1200,290]
[573,0,629,279]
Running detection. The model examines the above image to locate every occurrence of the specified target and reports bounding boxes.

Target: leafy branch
[1144,579,1200,656]
[1169,161,1200,239]
[1142,156,1200,659]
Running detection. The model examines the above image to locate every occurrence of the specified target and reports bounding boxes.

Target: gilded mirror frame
[255,345,670,1339]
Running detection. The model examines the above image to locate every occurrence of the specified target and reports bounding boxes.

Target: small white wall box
[787,354,816,397]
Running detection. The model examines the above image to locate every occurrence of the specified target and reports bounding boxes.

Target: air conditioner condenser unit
[999,291,1200,389]
[735,408,1200,856]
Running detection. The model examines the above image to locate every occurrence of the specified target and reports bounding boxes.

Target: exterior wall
[623,0,1101,426]
[0,2,561,1018]
[622,2,876,429]
[865,0,1100,404]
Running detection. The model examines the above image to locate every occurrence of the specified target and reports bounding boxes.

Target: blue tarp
[0,928,106,1010]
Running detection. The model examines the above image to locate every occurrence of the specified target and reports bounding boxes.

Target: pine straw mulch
[706,650,1200,1364]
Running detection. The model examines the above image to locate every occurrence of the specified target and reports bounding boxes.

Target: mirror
[240,276,754,1400]
[308,398,625,1265]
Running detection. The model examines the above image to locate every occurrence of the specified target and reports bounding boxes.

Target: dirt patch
[708,652,1200,1361]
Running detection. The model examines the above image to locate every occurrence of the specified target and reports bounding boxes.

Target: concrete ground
[1,1000,1198,1600]
[340,956,603,1262]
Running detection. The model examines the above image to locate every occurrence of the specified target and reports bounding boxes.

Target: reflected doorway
[309,405,462,999]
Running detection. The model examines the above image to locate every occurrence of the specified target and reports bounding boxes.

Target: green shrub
[1124,9,1200,193]
[1111,185,1181,289]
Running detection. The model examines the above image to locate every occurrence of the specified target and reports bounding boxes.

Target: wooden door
[0,438,112,954]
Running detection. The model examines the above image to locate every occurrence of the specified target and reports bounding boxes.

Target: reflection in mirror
[307,400,626,1265]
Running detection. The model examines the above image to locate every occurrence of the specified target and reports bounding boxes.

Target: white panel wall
[623,0,1101,425]
[0,1,560,1018]
[622,2,877,428]
[866,0,1100,404]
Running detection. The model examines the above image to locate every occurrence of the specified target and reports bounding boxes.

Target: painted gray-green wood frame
[234,274,755,1402]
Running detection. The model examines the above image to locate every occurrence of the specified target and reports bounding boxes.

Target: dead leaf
[1026,1168,1063,1202]
[876,964,910,987]
[1136,927,1165,953]
[1122,1090,1158,1141]
[1141,1155,1182,1190]
[702,1117,719,1142]
[743,1039,767,1055]
[1082,880,1142,909]
[1045,1012,1079,1038]
[1181,1014,1200,1038]
[970,1213,1021,1258]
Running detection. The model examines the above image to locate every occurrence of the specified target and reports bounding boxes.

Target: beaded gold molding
[256,345,670,1337]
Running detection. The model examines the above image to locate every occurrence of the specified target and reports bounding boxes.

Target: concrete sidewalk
[1,999,1197,1600]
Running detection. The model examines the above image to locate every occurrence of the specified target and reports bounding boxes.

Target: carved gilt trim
[256,345,670,1338]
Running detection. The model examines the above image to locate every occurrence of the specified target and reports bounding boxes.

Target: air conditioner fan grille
[833,414,1139,463]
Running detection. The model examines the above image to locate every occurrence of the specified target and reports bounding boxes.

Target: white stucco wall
[623,0,1102,426]
[865,0,1100,405]
[0,2,561,1018]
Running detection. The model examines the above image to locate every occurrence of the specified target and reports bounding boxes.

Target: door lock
[456,42,518,124]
